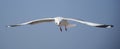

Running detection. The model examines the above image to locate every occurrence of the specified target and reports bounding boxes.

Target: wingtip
[95,25,114,28]
[7,25,21,27]
[106,25,114,28]
[7,25,11,27]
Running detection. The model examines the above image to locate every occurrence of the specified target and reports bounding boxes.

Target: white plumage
[8,17,113,31]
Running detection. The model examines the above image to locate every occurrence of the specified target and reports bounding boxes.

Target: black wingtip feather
[95,25,113,28]
[8,25,21,27]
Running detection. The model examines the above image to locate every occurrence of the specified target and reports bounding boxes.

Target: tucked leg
[59,27,62,32]
[65,26,67,31]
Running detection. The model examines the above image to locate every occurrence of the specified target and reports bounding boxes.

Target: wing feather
[63,18,113,28]
[8,18,54,27]
[26,18,54,24]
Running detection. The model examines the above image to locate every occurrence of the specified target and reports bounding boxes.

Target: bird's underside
[58,20,76,32]
[8,17,113,32]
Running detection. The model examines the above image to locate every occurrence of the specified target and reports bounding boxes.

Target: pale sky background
[0,0,120,49]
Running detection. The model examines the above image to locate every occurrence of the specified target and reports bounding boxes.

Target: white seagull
[8,17,113,31]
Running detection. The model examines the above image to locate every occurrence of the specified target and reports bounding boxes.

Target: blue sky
[0,0,120,49]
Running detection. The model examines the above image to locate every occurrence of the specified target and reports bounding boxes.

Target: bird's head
[54,17,63,26]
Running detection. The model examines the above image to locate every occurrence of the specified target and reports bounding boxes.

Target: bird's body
[8,16,113,32]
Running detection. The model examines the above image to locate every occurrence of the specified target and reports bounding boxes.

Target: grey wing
[63,18,113,28]
[8,18,54,27]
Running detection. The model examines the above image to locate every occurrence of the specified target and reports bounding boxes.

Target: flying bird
[8,17,113,32]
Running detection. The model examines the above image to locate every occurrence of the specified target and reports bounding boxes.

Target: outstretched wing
[8,18,54,27]
[63,18,113,28]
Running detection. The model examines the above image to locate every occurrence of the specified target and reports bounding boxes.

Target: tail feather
[66,24,76,28]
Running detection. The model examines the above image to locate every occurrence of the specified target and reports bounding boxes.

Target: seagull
[8,17,113,32]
